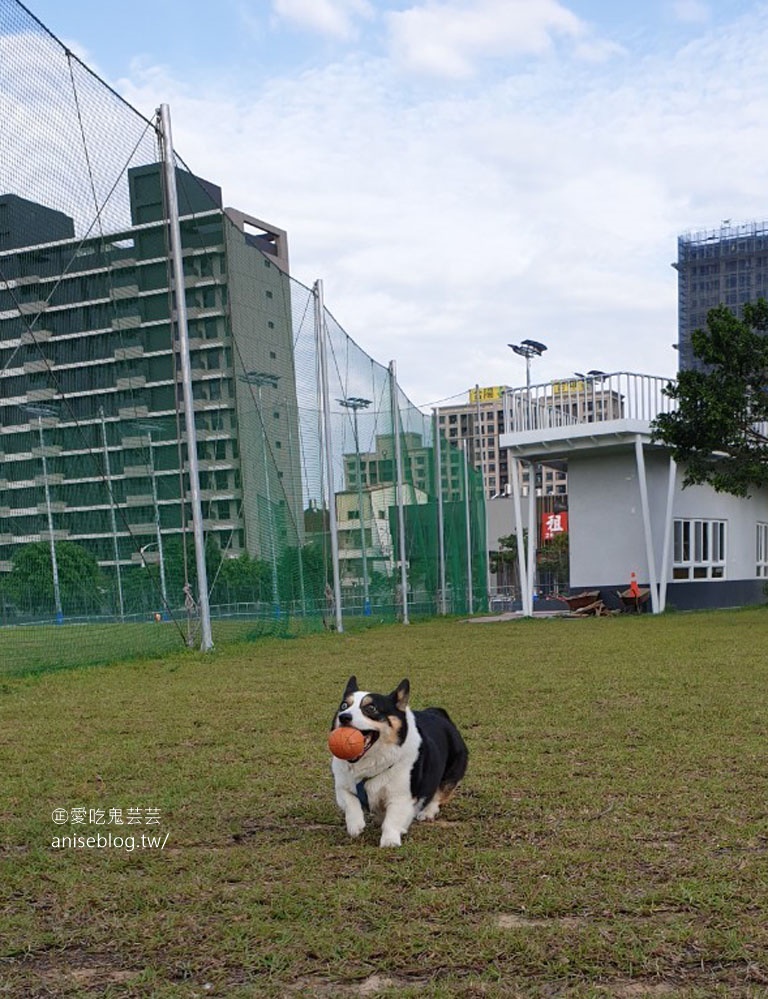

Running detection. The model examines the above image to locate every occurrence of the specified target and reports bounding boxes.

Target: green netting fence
[0,0,487,675]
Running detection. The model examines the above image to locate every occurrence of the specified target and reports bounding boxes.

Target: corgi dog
[330,676,468,847]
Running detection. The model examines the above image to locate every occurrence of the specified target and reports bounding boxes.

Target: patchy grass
[1,610,768,997]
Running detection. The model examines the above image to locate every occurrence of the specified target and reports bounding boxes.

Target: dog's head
[331,675,410,762]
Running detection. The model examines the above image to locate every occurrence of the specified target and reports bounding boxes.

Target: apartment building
[0,164,302,585]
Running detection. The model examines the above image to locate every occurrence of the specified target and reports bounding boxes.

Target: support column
[634,435,660,614]
[510,454,530,616]
[658,456,677,613]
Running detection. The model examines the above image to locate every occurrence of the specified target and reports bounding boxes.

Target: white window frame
[757,523,768,578]
[673,519,726,580]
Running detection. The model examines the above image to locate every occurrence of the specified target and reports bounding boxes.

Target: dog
[330,675,468,847]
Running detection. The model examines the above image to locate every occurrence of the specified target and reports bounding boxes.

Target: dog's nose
[338,712,353,725]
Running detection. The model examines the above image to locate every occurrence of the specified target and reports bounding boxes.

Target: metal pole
[527,460,537,612]
[390,361,410,625]
[634,435,660,614]
[339,397,372,614]
[461,438,473,614]
[352,405,371,614]
[145,429,169,614]
[158,103,213,651]
[315,280,343,633]
[37,417,63,622]
[286,397,306,614]
[100,407,124,620]
[256,382,281,615]
[659,456,677,613]
[510,454,530,616]
[433,409,447,615]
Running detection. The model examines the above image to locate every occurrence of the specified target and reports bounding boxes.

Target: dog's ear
[343,675,358,699]
[392,678,410,710]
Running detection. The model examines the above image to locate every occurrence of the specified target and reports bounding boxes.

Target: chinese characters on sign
[541,511,568,541]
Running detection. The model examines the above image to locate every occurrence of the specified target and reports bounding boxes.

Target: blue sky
[14,0,768,405]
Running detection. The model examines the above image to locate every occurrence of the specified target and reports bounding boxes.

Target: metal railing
[502,372,676,435]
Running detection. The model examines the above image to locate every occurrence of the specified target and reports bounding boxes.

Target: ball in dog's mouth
[354,730,379,760]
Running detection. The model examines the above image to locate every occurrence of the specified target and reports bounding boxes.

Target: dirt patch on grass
[497,913,587,929]
[603,984,676,997]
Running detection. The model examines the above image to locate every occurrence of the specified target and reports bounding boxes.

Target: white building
[499,372,768,614]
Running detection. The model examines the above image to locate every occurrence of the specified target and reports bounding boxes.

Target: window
[757,523,768,577]
[673,519,726,579]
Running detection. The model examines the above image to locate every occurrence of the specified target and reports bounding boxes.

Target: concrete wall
[568,444,768,608]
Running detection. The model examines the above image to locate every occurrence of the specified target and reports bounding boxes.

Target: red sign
[541,511,568,541]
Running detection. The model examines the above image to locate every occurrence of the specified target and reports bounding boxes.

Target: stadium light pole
[574,370,607,423]
[508,339,548,391]
[338,396,372,616]
[239,371,281,615]
[24,403,63,623]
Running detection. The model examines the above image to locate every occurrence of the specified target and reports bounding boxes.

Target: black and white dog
[330,675,468,847]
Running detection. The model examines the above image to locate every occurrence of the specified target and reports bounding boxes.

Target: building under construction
[675,220,768,370]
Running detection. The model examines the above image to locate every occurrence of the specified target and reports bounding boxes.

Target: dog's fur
[330,675,468,847]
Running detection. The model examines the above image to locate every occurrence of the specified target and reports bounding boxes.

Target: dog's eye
[339,701,348,712]
[363,704,380,719]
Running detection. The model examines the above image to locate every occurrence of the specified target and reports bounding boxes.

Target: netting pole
[433,409,447,615]
[286,399,307,615]
[462,439,473,614]
[100,407,124,621]
[157,104,213,651]
[315,280,343,633]
[389,361,409,625]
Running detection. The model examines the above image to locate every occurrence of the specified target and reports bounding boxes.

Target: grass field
[2,609,768,997]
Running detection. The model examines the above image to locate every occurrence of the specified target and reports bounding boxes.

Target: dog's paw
[417,800,440,822]
[346,816,366,838]
[379,831,402,847]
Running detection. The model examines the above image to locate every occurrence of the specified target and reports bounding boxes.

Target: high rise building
[675,220,768,370]
[436,387,568,499]
[0,164,302,586]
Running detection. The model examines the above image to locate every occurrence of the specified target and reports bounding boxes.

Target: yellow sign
[551,379,585,394]
[469,386,502,403]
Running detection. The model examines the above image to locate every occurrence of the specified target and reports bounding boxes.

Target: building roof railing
[502,372,676,436]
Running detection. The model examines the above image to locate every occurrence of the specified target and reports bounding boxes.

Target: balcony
[500,372,676,460]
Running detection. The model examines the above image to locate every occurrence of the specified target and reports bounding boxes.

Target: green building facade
[0,164,302,611]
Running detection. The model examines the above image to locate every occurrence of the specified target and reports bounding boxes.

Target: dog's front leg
[379,796,416,848]
[334,778,366,838]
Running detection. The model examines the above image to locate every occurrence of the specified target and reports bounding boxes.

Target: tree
[7,541,105,615]
[652,299,768,497]
[537,531,569,591]
[490,531,528,592]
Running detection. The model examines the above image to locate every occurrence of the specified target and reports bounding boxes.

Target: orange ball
[328,726,365,760]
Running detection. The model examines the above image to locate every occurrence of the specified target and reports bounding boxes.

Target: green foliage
[5,541,105,615]
[537,531,569,588]
[652,298,768,496]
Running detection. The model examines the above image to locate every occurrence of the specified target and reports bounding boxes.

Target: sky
[16,0,768,408]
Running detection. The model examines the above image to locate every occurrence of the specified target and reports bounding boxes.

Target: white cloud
[270,0,373,39]
[113,6,768,405]
[386,0,586,77]
[672,0,711,24]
